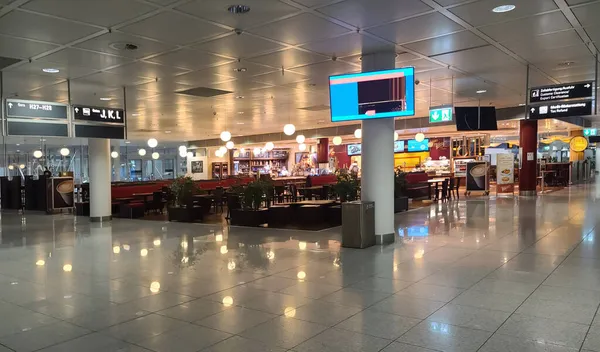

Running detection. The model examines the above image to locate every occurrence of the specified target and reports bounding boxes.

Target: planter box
[168,206,203,222]
[394,196,409,213]
[230,208,268,227]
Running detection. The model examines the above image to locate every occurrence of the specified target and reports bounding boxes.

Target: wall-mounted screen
[394,141,405,153]
[455,107,498,131]
[329,67,415,122]
[347,144,361,156]
[407,139,429,152]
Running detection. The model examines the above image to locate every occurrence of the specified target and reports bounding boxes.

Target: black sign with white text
[73,105,125,124]
[529,100,593,119]
[5,99,68,119]
[530,81,594,103]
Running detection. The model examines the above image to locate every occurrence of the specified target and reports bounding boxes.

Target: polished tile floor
[0,184,599,351]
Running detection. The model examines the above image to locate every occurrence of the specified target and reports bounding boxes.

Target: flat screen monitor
[347,144,361,156]
[394,141,405,153]
[408,139,429,152]
[455,107,498,131]
[329,67,415,122]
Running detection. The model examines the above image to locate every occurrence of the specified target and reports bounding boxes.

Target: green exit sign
[429,107,453,123]
[584,128,597,137]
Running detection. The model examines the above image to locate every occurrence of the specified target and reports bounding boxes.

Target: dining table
[427,178,449,200]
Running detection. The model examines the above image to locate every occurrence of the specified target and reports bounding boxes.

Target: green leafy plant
[332,168,359,202]
[242,180,266,210]
[394,169,408,198]
[169,176,197,207]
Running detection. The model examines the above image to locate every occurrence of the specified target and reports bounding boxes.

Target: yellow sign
[570,136,588,152]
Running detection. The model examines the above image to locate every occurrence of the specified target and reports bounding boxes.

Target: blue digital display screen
[407,139,429,152]
[329,67,415,122]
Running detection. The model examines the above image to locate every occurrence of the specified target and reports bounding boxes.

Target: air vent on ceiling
[109,42,139,51]
[298,104,330,111]
[176,87,232,97]
[0,56,21,70]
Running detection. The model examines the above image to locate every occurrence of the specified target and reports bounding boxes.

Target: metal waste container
[342,201,375,248]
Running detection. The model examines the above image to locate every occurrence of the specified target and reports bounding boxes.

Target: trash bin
[341,201,375,248]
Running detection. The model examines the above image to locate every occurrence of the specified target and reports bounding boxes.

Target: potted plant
[167,176,202,222]
[230,180,268,226]
[332,168,359,202]
[394,169,409,213]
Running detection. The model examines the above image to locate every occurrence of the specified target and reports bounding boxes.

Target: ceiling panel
[404,30,488,57]
[290,60,359,77]
[38,48,133,70]
[404,58,445,72]
[479,12,572,43]
[203,60,275,78]
[318,0,432,28]
[449,0,558,27]
[291,0,336,8]
[251,70,308,86]
[572,2,600,27]
[176,0,301,29]
[119,12,227,45]
[526,43,593,67]
[367,12,465,45]
[585,26,600,47]
[105,61,189,79]
[75,32,177,59]
[1,72,65,95]
[248,13,350,45]
[433,46,521,74]
[192,33,285,59]
[147,49,232,70]
[249,48,328,69]
[502,30,584,62]
[171,71,233,86]
[22,0,157,27]
[74,72,152,87]
[301,33,393,58]
[7,59,96,79]
[0,10,100,44]
[0,35,59,60]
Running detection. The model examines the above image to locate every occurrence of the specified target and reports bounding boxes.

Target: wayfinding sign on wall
[584,128,598,137]
[5,99,68,119]
[4,99,69,137]
[73,105,125,124]
[429,107,453,123]
[528,100,593,119]
[530,81,593,103]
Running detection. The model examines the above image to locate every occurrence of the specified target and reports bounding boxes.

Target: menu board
[496,154,515,194]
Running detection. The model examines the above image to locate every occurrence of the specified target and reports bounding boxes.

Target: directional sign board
[584,128,598,137]
[5,99,68,119]
[529,100,593,119]
[529,81,593,103]
[429,107,453,123]
[73,105,125,124]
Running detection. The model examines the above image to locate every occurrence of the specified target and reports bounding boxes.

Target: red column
[519,119,537,196]
[317,138,329,163]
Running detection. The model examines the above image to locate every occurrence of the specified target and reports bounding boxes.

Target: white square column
[88,138,112,222]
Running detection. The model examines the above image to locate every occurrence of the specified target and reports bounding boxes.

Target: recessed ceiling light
[476,90,487,94]
[42,68,60,73]
[16,144,19,146]
[492,5,515,13]
[125,141,131,144]
[132,113,140,116]
[518,103,525,106]
[228,5,250,14]
[165,130,172,134]
[238,111,244,114]
[237,122,245,125]
[100,97,112,101]
[233,68,247,72]
[235,95,244,99]
[558,61,575,67]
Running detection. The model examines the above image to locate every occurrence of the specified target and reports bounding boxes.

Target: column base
[519,190,537,197]
[376,233,395,245]
[90,216,112,223]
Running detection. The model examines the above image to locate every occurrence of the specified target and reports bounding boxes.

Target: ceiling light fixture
[219,146,228,155]
[165,130,172,134]
[394,132,399,141]
[253,147,261,156]
[220,131,231,142]
[298,143,307,151]
[138,148,147,156]
[283,123,296,136]
[100,97,112,101]
[476,90,487,94]
[332,136,342,146]
[237,122,245,125]
[354,129,362,139]
[42,68,60,73]
[152,152,159,160]
[147,138,158,148]
[415,133,425,142]
[60,147,70,156]
[226,141,235,149]
[492,4,516,13]
[296,135,305,144]
[265,142,275,151]
[111,151,119,159]
[33,150,43,158]
[235,95,244,99]
[228,4,251,14]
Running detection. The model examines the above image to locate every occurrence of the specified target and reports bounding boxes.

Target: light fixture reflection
[150,281,160,293]
[215,234,223,242]
[113,246,121,254]
[36,260,45,266]
[298,241,307,250]
[181,241,188,249]
[220,245,228,254]
[284,307,296,318]
[297,271,306,280]
[153,239,161,247]
[123,244,131,251]
[63,264,72,272]
[414,250,425,259]
[266,251,275,260]
[296,135,305,144]
[140,248,148,257]
[222,296,233,307]
[227,260,236,271]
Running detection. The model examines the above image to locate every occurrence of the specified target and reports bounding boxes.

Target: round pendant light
[332,136,342,146]
[179,150,187,158]
[186,151,193,158]
[415,132,425,142]
[111,151,119,159]
[298,143,307,152]
[253,147,261,156]
[283,124,296,136]
[60,147,70,156]
[220,131,231,142]
[265,142,274,151]
[178,145,187,153]
[219,146,227,155]
[138,148,147,156]
[215,149,223,157]
[19,164,25,169]
[296,135,305,144]
[152,152,159,160]
[394,132,399,141]
[147,138,158,148]
[354,129,362,139]
[226,141,235,149]
[8,165,14,170]
[33,150,43,159]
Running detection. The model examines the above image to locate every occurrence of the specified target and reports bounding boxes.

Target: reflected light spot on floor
[62,264,72,272]
[222,296,233,307]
